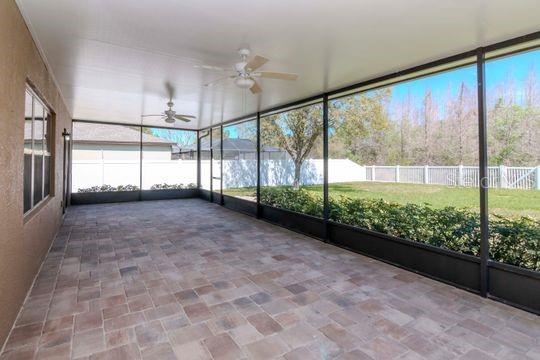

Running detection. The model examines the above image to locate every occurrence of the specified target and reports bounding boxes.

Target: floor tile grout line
[45,224,74,359]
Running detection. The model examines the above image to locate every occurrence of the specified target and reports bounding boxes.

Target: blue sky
[223,121,256,139]
[389,48,539,113]
[485,49,539,91]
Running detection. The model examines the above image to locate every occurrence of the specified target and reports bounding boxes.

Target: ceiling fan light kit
[235,77,255,89]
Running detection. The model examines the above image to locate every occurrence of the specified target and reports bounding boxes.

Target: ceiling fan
[200,47,298,94]
[141,83,196,123]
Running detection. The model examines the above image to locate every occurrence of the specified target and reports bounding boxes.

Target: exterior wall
[0,0,72,347]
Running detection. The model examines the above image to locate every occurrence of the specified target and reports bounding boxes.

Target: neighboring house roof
[183,138,281,153]
[72,122,175,146]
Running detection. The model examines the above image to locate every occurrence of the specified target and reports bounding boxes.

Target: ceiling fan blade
[254,71,298,81]
[175,114,196,119]
[174,115,192,122]
[141,114,165,117]
[194,64,230,72]
[250,79,262,94]
[245,55,268,71]
[204,75,234,87]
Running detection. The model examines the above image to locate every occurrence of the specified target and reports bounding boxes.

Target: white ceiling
[16,0,540,130]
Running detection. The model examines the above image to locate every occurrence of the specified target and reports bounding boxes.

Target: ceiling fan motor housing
[235,62,247,73]
[238,47,251,57]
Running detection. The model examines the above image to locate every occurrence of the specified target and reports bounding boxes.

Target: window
[222,119,257,200]
[486,48,540,271]
[211,126,222,194]
[328,62,481,255]
[71,122,141,193]
[24,88,53,214]
[260,102,324,217]
[200,130,211,190]
[141,128,197,190]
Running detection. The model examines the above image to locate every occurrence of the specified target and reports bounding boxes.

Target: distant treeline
[328,70,539,167]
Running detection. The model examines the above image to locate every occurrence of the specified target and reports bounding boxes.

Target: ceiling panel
[16,0,540,129]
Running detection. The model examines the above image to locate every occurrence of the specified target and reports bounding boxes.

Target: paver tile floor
[1,199,539,359]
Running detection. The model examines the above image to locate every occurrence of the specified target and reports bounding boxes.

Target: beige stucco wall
[0,0,72,347]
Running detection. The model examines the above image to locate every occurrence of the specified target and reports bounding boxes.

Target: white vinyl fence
[73,158,540,192]
[365,165,540,190]
[237,159,366,188]
[72,160,198,192]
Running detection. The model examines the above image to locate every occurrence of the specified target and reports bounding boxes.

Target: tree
[420,89,437,164]
[487,68,540,167]
[395,91,414,165]
[141,127,154,136]
[489,98,528,165]
[331,88,392,165]
[522,66,540,163]
[443,82,477,165]
[262,105,323,190]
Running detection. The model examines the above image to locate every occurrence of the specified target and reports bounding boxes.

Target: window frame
[140,126,198,190]
[24,85,54,215]
[259,100,325,217]
[198,129,211,191]
[222,117,258,201]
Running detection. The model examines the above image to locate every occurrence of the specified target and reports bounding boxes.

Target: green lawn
[224,181,540,219]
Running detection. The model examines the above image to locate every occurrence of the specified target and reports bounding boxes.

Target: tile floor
[1,199,539,359]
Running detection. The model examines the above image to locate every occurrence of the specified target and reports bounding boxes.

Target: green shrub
[489,215,540,271]
[261,187,323,217]
[261,187,539,271]
[117,184,139,191]
[78,184,139,192]
[330,196,481,255]
[78,183,197,192]
[150,183,196,190]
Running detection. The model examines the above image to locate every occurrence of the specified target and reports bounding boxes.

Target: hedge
[150,183,196,190]
[78,184,139,192]
[78,183,197,192]
[260,187,540,271]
